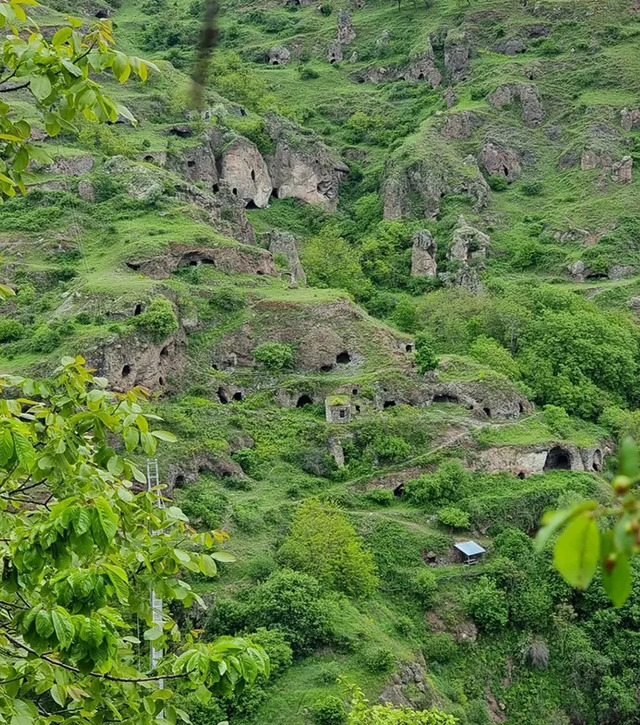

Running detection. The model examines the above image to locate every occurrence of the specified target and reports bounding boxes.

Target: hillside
[2,0,640,722]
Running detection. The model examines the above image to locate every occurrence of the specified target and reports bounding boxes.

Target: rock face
[126,243,277,280]
[267,231,307,283]
[220,137,272,208]
[476,442,609,476]
[444,30,471,81]
[612,156,633,183]
[87,327,187,394]
[478,140,522,182]
[77,180,95,202]
[382,148,490,220]
[359,38,440,87]
[379,655,437,709]
[494,38,527,55]
[621,108,640,130]
[440,111,481,140]
[337,10,356,44]
[265,113,349,210]
[581,150,633,183]
[488,83,544,127]
[449,217,490,262]
[411,230,438,277]
[327,40,343,63]
[268,46,291,65]
[167,139,218,187]
[46,154,95,176]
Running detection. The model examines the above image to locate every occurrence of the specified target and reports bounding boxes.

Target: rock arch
[543,446,572,471]
[297,394,314,407]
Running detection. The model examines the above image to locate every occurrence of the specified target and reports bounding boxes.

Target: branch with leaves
[0,357,267,724]
[0,0,157,199]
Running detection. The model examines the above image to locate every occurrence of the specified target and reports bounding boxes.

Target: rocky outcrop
[475,442,609,476]
[87,327,187,394]
[488,83,544,127]
[493,38,527,55]
[164,449,247,492]
[379,655,437,709]
[328,40,343,63]
[382,147,490,220]
[267,231,307,283]
[220,137,272,208]
[478,140,522,182]
[77,180,95,202]
[411,230,437,277]
[268,46,291,65]
[265,113,349,210]
[612,156,633,183]
[449,217,490,262]
[440,111,481,140]
[444,88,457,108]
[125,243,277,280]
[45,154,94,176]
[167,141,218,187]
[581,150,633,183]
[621,108,640,130]
[359,40,441,87]
[337,10,356,44]
[444,30,471,81]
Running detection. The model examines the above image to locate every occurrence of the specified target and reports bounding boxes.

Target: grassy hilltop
[3,0,640,722]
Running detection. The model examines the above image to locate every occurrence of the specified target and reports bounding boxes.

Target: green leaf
[601,531,633,607]
[52,27,73,46]
[0,427,14,466]
[35,609,54,638]
[618,437,638,479]
[553,511,600,590]
[200,554,218,577]
[51,607,74,649]
[123,426,139,452]
[50,684,66,707]
[151,430,177,442]
[535,501,596,553]
[13,433,34,470]
[94,497,118,541]
[30,75,52,102]
[210,551,236,563]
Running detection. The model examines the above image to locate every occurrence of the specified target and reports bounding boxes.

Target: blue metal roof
[454,540,486,556]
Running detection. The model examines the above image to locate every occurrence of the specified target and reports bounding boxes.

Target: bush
[469,335,519,379]
[132,296,178,342]
[521,180,542,196]
[0,319,24,343]
[299,66,320,80]
[253,341,294,371]
[209,286,247,311]
[405,460,471,508]
[466,576,509,631]
[487,175,508,191]
[248,627,293,676]
[411,568,438,607]
[278,500,378,597]
[415,332,438,374]
[366,489,394,506]
[422,633,458,664]
[392,298,420,333]
[28,324,61,353]
[438,506,470,530]
[314,695,347,725]
[361,645,395,673]
[542,404,571,437]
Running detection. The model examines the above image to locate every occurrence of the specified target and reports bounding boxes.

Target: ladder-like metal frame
[146,458,164,687]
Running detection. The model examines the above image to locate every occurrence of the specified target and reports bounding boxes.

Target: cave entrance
[217,387,229,404]
[544,446,572,471]
[187,159,196,168]
[232,391,244,402]
[246,199,259,209]
[174,474,185,489]
[320,364,333,373]
[297,394,313,407]
[134,303,143,316]
[122,364,131,378]
[143,155,154,163]
[592,449,603,472]
[383,400,396,409]
[483,407,491,418]
[434,394,459,404]
[251,169,256,181]
[393,483,405,498]
[336,351,351,364]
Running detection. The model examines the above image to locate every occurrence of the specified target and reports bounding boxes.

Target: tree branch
[0,82,30,93]
[4,633,191,683]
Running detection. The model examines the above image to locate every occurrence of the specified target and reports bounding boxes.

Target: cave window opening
[434,394,459,404]
[405,343,414,352]
[297,394,313,407]
[187,159,196,168]
[355,405,361,413]
[394,483,405,498]
[95,9,109,18]
[212,363,218,371]
[592,450,603,472]
[417,73,424,80]
[320,364,333,373]
[217,387,229,404]
[121,364,131,378]
[251,169,256,181]
[212,183,220,193]
[483,407,491,418]
[246,199,259,210]
[336,351,351,364]
[352,388,359,395]
[519,402,524,414]
[517,471,526,480]
[143,155,154,163]
[174,474,185,489]
[544,446,571,471]
[339,409,346,418]
[232,391,244,402]
[272,187,279,198]
[232,188,238,196]
[160,346,169,358]
[134,303,142,316]
[158,376,165,386]
[383,400,396,409]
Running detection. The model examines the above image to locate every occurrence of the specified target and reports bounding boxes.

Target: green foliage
[314,695,347,725]
[411,568,438,607]
[132,295,178,342]
[392,298,420,334]
[0,358,267,724]
[469,335,519,379]
[0,318,24,342]
[278,500,378,597]
[437,506,470,530]
[360,645,395,673]
[466,576,509,631]
[415,332,438,375]
[209,286,247,311]
[253,341,294,371]
[366,488,394,506]
[486,175,508,191]
[346,684,457,724]
[405,460,471,508]
[542,405,572,437]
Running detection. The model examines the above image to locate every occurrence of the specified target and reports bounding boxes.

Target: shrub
[253,341,294,370]
[466,576,509,631]
[415,332,438,374]
[209,286,247,311]
[411,568,438,607]
[346,685,456,724]
[392,298,420,333]
[469,335,519,379]
[28,324,61,353]
[542,404,571,437]
[314,696,347,725]
[405,460,471,507]
[232,447,262,477]
[422,633,458,664]
[248,628,293,676]
[361,645,395,673]
[0,319,24,343]
[299,66,320,80]
[246,569,330,655]
[438,506,470,530]
[521,180,542,196]
[366,489,394,506]
[278,500,378,597]
[487,175,508,191]
[371,434,410,464]
[132,296,178,342]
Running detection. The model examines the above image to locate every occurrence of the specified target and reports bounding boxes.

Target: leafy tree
[466,576,509,631]
[0,318,23,342]
[391,298,420,334]
[411,568,438,607]
[405,460,471,508]
[414,332,438,375]
[132,296,179,342]
[0,4,154,197]
[438,506,470,530]
[278,500,378,597]
[253,341,294,371]
[469,335,519,379]
[346,684,457,724]
[314,695,347,725]
[0,357,267,724]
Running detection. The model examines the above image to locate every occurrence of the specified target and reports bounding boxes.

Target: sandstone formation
[444,30,471,81]
[219,137,272,208]
[488,83,544,127]
[267,230,307,284]
[478,140,522,182]
[268,46,291,65]
[440,111,481,140]
[410,230,438,277]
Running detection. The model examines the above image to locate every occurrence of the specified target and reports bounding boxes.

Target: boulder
[449,216,490,262]
[265,113,349,210]
[611,155,633,183]
[268,46,291,65]
[493,38,527,55]
[478,140,522,181]
[444,30,471,81]
[411,230,437,277]
[444,87,457,108]
[441,110,481,140]
[46,154,94,176]
[337,10,356,44]
[267,230,307,283]
[327,40,343,63]
[488,83,544,127]
[77,180,95,202]
[621,108,640,131]
[400,53,442,86]
[220,137,272,208]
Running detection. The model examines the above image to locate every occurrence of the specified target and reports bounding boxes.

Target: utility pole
[146,458,164,688]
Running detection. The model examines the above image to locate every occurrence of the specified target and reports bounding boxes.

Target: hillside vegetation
[2,0,640,722]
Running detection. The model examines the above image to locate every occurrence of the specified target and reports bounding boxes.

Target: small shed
[325,395,352,423]
[454,540,486,565]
